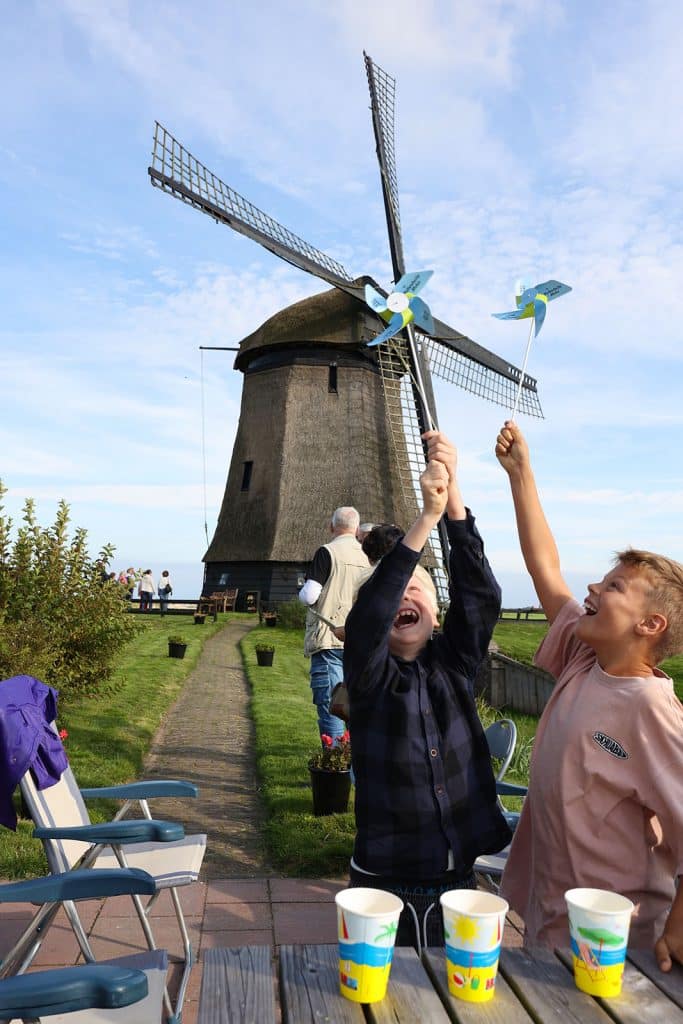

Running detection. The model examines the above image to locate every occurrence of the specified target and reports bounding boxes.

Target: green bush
[276,598,308,630]
[0,482,141,703]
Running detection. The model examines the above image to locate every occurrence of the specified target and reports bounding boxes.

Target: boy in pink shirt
[496,421,683,971]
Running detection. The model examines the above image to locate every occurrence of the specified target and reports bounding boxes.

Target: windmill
[148,53,542,606]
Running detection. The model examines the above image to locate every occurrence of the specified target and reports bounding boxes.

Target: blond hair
[411,565,438,613]
[615,548,683,661]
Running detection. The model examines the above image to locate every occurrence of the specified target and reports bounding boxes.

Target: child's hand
[419,460,449,519]
[423,430,457,481]
[495,421,530,474]
[655,901,683,971]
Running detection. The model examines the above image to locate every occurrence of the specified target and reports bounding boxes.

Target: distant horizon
[110,558,588,609]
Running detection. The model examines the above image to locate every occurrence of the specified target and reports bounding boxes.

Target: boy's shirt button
[430,748,438,758]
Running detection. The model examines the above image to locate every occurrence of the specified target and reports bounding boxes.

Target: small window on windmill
[241,461,253,492]
[328,363,338,394]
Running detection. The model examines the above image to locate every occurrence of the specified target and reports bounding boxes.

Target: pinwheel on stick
[493,278,572,418]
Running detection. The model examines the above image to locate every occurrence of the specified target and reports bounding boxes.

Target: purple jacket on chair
[0,675,68,830]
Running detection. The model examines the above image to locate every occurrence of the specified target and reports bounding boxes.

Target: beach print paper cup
[565,888,634,997]
[335,888,403,1003]
[440,890,508,1003]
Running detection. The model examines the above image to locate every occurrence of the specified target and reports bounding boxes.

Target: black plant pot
[309,767,352,816]
[256,649,274,667]
[265,616,277,627]
[168,642,187,659]
[194,614,206,625]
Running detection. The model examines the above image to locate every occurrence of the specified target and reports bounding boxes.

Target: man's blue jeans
[310,649,345,741]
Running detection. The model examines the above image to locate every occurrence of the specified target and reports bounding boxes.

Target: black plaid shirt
[344,511,511,878]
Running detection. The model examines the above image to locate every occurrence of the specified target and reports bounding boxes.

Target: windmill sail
[422,332,542,417]
[364,52,405,280]
[149,122,355,291]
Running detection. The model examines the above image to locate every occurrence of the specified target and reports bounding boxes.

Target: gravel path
[144,619,273,879]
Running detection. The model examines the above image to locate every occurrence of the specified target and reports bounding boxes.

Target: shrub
[276,598,308,630]
[0,481,141,703]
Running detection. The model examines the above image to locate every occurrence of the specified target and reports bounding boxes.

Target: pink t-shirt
[501,598,683,948]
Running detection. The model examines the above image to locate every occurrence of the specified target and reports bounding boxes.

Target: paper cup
[335,888,403,1003]
[565,888,634,997]
[440,890,508,1003]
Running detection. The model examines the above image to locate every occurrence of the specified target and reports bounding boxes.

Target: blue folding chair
[0,869,167,1023]
[475,720,528,889]
[0,675,205,1023]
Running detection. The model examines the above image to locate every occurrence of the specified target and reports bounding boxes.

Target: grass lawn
[243,626,539,877]
[247,619,683,877]
[494,620,683,700]
[0,613,234,879]
[493,621,548,665]
[243,626,356,877]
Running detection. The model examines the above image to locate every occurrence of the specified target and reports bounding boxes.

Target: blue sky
[2,0,682,602]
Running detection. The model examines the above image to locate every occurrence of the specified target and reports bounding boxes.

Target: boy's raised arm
[496,421,572,624]
[402,454,450,553]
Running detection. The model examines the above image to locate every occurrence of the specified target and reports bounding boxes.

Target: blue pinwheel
[492,279,572,338]
[365,270,435,347]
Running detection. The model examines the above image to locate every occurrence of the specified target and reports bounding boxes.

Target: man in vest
[299,506,371,742]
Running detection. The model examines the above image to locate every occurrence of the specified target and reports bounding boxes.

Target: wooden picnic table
[197,942,683,1023]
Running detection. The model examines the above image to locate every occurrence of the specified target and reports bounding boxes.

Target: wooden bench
[196,589,238,616]
[203,589,238,613]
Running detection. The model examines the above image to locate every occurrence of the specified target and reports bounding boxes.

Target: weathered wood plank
[367,947,451,1023]
[423,948,533,1023]
[279,943,364,1023]
[499,946,613,1023]
[556,947,683,1024]
[627,948,683,1009]
[197,946,277,1024]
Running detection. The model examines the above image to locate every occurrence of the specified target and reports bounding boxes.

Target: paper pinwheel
[365,270,435,347]
[492,279,572,338]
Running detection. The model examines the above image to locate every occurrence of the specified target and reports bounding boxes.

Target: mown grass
[244,626,541,877]
[493,621,548,665]
[0,614,235,879]
[494,620,683,700]
[243,626,356,877]
[247,619,683,877]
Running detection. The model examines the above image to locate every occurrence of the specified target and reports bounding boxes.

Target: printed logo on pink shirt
[592,732,629,759]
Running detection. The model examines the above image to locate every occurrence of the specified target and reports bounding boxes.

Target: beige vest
[304,534,371,656]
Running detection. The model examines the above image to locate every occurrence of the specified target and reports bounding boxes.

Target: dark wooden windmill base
[203,561,310,611]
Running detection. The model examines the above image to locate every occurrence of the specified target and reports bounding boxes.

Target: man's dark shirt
[307,547,332,586]
[344,511,511,878]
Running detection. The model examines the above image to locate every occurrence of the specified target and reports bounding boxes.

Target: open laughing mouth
[583,600,597,616]
[393,608,419,629]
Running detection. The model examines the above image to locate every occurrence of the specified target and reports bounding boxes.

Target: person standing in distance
[299,506,371,743]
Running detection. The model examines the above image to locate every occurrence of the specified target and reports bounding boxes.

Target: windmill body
[149,54,543,606]
[203,287,418,603]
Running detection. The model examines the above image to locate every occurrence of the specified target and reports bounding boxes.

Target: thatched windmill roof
[234,282,379,368]
[204,284,416,566]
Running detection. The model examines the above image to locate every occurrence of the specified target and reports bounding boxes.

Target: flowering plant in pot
[308,731,352,815]
[308,730,352,772]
